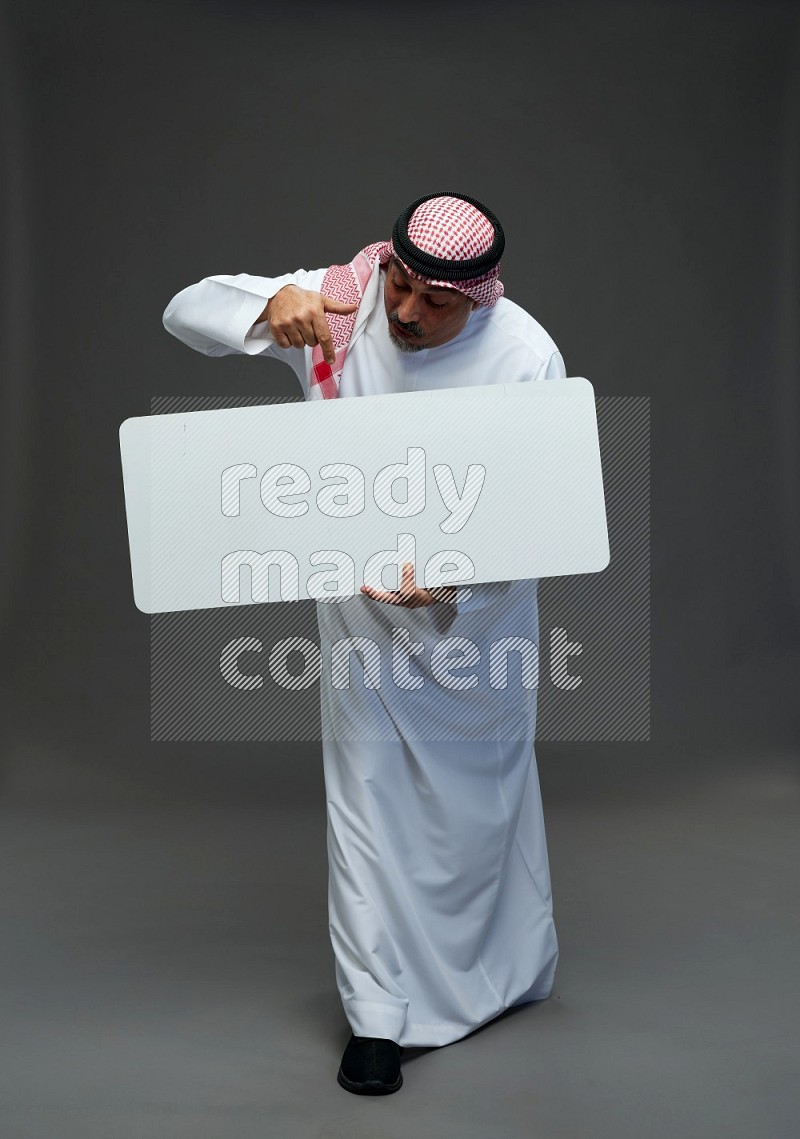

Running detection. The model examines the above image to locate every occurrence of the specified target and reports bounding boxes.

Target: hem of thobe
[344,999,408,1045]
[344,977,557,1049]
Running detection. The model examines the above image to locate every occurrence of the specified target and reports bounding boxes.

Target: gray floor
[0,731,797,1139]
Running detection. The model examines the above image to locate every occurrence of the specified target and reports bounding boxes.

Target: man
[162,192,565,1096]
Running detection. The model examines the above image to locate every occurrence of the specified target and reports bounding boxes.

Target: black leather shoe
[337,1034,404,1095]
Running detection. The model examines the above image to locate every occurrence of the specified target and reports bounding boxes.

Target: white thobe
[163,262,565,1047]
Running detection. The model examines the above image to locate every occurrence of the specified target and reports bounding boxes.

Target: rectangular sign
[119,378,609,613]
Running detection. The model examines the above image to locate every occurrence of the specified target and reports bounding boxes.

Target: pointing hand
[261,285,358,366]
[360,563,458,609]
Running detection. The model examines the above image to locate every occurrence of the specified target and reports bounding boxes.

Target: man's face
[384,257,477,352]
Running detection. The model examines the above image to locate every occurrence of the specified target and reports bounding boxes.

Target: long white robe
[163,262,565,1047]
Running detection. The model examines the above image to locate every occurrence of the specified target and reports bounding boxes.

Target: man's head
[383,192,505,353]
[385,257,478,352]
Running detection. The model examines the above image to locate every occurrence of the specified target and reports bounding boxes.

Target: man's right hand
[257,286,358,366]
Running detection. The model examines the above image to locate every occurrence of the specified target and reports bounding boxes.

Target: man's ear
[470,300,480,311]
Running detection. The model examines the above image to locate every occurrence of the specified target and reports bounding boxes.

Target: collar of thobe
[348,256,384,356]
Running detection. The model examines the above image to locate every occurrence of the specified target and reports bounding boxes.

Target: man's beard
[387,314,426,353]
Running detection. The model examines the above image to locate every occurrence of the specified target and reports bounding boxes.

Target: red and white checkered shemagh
[309,196,504,399]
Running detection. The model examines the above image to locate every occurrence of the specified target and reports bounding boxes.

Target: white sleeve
[161,268,327,387]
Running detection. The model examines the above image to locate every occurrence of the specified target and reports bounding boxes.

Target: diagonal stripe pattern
[149,396,650,742]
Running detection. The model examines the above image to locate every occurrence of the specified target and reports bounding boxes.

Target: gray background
[1,1,798,1136]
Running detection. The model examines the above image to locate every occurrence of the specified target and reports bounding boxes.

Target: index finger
[400,561,417,598]
[312,312,336,366]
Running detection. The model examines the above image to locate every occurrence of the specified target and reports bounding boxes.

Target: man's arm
[161,271,321,359]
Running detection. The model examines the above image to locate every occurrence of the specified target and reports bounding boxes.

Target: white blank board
[119,378,609,613]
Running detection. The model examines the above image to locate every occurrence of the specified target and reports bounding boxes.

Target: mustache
[388,312,424,337]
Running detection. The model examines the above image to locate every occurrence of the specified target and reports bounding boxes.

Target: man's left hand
[360,562,457,608]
